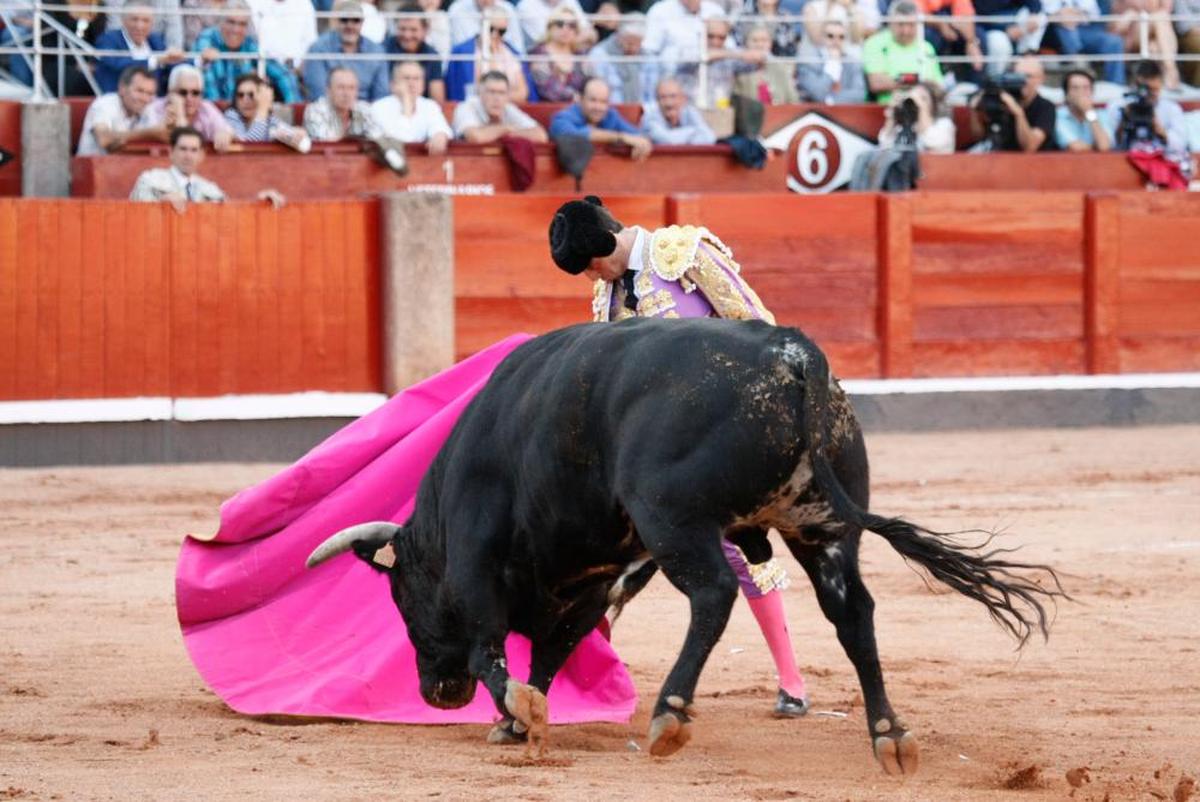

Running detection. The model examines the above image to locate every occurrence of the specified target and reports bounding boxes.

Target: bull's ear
[352,540,394,572]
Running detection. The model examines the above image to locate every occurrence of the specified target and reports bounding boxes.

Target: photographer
[1055,69,1110,152]
[968,55,1056,152]
[878,81,956,153]
[1104,60,1188,157]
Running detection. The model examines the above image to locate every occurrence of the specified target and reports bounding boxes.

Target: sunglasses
[338,16,362,23]
[174,88,202,96]
[235,90,257,98]
[550,20,577,28]
[490,26,507,34]
[826,32,845,40]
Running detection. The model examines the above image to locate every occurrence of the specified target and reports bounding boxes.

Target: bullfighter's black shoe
[774,688,810,718]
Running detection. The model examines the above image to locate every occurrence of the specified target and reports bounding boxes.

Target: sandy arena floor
[1,425,1198,801]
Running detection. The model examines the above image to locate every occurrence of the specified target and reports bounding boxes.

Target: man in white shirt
[247,0,318,63]
[447,0,524,53]
[643,0,726,69]
[130,126,285,212]
[641,77,716,145]
[77,65,160,156]
[369,61,454,153]
[452,69,548,142]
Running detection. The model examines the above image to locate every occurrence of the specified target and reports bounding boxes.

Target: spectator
[1109,0,1181,90]
[733,24,799,103]
[195,1,301,102]
[4,0,108,91]
[701,17,761,107]
[877,80,956,151]
[445,8,534,100]
[416,0,453,58]
[1178,0,1200,87]
[224,72,312,150]
[304,66,385,140]
[181,0,234,49]
[303,0,391,100]
[642,76,717,144]
[516,0,594,48]
[102,0,184,50]
[802,0,881,45]
[528,5,590,101]
[130,126,286,211]
[385,1,448,101]
[1042,0,1124,85]
[736,0,801,57]
[797,19,868,103]
[144,64,236,150]
[588,15,665,104]
[93,0,186,93]
[246,0,317,64]
[548,76,653,160]
[590,0,620,42]
[452,69,549,141]
[862,0,943,104]
[447,0,524,52]
[370,61,454,153]
[968,53,1056,150]
[77,65,160,156]
[1054,69,1111,150]
[1105,59,1188,155]
[643,0,726,92]
[915,0,984,81]
[972,0,1046,76]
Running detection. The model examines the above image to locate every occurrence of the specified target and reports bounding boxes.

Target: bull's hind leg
[634,513,739,758]
[787,534,919,776]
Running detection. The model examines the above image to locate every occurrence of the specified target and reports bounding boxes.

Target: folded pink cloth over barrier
[176,334,638,724]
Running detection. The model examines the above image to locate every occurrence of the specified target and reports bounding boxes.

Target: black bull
[308,318,1063,772]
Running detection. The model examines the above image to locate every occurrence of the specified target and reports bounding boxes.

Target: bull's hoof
[647,711,692,758]
[872,729,920,776]
[486,718,528,745]
[504,680,549,757]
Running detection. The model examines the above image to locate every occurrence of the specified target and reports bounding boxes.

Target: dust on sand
[1,426,1198,801]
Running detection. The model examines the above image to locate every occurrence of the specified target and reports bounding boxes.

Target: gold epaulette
[648,225,704,281]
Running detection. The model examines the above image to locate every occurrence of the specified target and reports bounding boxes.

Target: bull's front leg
[635,514,739,758]
[788,535,920,776]
[470,644,549,757]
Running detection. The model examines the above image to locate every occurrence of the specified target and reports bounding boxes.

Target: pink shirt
[145,97,234,142]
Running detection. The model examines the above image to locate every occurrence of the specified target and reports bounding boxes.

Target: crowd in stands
[2,0,1197,194]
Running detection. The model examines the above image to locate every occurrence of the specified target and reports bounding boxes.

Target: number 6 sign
[762,112,876,194]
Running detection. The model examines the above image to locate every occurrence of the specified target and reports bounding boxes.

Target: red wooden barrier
[0,198,380,400]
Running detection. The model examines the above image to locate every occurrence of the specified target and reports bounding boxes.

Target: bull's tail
[306,521,400,571]
[790,334,1066,647]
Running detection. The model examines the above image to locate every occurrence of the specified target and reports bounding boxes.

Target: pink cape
[175,335,638,724]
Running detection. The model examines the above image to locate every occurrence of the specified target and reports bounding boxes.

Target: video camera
[978,72,1027,150]
[1118,82,1157,148]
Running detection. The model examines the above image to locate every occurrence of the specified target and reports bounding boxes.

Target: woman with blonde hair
[528,4,589,101]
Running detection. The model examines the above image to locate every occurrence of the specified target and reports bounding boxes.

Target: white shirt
[447,0,524,53]
[369,95,454,143]
[129,165,226,202]
[77,93,152,156]
[515,0,593,48]
[248,0,318,62]
[644,0,726,64]
[451,96,538,137]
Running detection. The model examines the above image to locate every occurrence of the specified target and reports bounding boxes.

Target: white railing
[2,2,1199,103]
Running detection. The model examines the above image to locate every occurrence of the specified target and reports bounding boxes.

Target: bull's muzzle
[421,676,477,709]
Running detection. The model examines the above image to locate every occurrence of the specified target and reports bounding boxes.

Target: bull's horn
[306,522,397,569]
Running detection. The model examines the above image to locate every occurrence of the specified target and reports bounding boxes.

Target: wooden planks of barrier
[453,195,667,359]
[0,198,380,401]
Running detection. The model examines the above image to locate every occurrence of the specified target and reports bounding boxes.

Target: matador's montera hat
[548,196,618,275]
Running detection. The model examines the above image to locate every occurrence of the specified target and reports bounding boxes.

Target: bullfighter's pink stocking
[746,590,807,699]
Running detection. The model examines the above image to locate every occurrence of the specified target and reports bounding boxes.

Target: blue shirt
[195,27,300,103]
[1055,106,1100,149]
[443,38,538,101]
[548,104,639,138]
[302,30,390,101]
